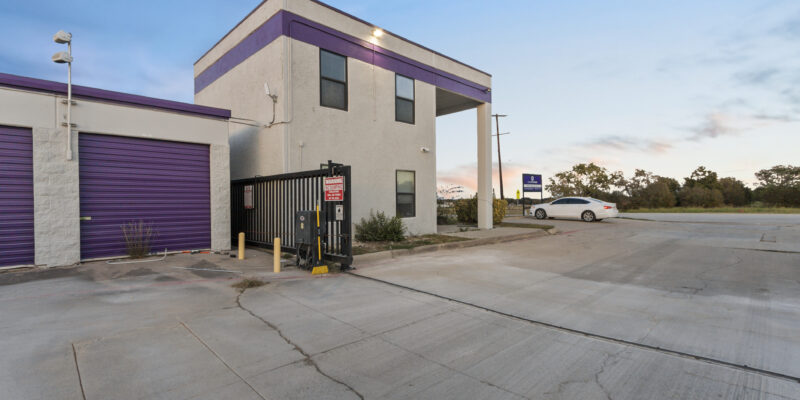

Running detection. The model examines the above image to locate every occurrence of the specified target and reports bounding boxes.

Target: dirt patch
[232,278,268,292]
[0,266,91,286]
[122,267,156,278]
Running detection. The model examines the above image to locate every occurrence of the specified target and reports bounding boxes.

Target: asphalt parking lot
[1,213,798,399]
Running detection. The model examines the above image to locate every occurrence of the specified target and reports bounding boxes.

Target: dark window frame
[396,170,416,218]
[319,49,348,111]
[395,74,415,124]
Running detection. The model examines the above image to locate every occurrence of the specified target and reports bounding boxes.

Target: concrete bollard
[238,232,245,260]
[274,237,281,273]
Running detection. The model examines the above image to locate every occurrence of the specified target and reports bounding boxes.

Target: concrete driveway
[1,213,799,399]
[356,214,800,398]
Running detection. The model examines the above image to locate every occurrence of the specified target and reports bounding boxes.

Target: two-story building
[194,0,494,234]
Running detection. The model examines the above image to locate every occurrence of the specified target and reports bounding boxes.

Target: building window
[320,49,347,110]
[395,74,415,124]
[396,170,415,218]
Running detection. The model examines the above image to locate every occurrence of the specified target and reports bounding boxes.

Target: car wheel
[581,210,596,222]
[534,209,547,219]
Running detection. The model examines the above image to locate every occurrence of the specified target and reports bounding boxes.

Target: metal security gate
[0,126,34,267]
[231,162,352,267]
[79,133,212,259]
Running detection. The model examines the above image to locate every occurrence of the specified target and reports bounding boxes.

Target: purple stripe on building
[0,73,230,119]
[0,126,34,267]
[79,133,211,259]
[194,10,491,103]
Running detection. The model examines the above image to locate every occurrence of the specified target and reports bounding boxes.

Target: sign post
[522,174,543,209]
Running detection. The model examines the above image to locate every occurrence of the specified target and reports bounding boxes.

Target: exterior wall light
[372,29,384,38]
[52,30,73,160]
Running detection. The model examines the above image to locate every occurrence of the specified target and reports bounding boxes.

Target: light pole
[52,30,73,160]
[491,114,509,199]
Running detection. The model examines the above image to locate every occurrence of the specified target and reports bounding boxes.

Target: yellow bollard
[238,232,245,260]
[273,237,281,273]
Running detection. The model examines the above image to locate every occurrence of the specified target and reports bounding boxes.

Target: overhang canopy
[436,88,483,117]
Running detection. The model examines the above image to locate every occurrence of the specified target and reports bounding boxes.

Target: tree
[718,177,751,206]
[656,176,681,198]
[437,184,465,200]
[678,186,724,208]
[755,165,800,187]
[641,181,677,208]
[753,165,800,207]
[546,163,624,199]
[684,166,720,190]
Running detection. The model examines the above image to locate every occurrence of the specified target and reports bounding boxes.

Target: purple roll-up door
[79,133,211,259]
[0,126,34,267]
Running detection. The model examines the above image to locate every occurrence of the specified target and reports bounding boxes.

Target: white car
[531,197,618,222]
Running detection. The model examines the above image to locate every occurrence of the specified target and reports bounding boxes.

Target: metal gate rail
[231,162,352,267]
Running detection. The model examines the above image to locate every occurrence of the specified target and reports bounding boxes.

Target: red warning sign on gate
[324,176,344,201]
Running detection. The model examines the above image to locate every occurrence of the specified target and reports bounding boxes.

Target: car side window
[551,199,568,205]
[577,199,590,204]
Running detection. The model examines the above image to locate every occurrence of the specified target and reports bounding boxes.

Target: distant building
[195,0,494,234]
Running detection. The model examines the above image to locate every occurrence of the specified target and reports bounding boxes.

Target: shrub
[355,210,406,242]
[678,186,724,208]
[121,220,155,258]
[436,202,457,225]
[454,196,507,225]
[641,182,677,208]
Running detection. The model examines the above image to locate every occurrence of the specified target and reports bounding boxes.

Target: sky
[2,0,799,197]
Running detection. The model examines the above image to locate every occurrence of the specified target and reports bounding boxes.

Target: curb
[353,228,556,265]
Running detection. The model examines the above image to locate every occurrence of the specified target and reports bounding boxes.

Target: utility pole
[492,114,509,199]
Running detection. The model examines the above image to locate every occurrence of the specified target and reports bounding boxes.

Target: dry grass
[121,220,155,258]
[625,207,800,214]
[232,278,268,292]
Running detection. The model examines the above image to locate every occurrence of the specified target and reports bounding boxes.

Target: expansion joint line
[348,272,800,385]
[179,320,267,400]
[235,291,364,400]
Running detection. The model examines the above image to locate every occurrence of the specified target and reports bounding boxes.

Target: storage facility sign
[244,185,254,209]
[522,174,542,193]
[324,176,345,201]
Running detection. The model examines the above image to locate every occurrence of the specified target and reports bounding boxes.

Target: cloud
[437,162,532,197]
[586,135,673,154]
[687,112,740,140]
[734,68,780,86]
[770,13,800,40]
[752,113,800,122]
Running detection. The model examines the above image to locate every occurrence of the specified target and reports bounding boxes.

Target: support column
[477,103,493,229]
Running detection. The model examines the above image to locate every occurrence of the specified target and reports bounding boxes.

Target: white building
[0,73,231,268]
[194,0,494,234]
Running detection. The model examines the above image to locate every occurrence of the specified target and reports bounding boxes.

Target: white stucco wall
[288,39,437,234]
[0,86,231,267]
[193,0,494,235]
[195,39,286,180]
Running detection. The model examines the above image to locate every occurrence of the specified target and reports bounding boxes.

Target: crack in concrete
[235,290,364,400]
[375,335,532,400]
[71,343,86,400]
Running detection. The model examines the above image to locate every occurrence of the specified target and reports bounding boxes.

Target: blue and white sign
[522,174,542,193]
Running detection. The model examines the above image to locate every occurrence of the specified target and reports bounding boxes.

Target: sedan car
[531,197,618,222]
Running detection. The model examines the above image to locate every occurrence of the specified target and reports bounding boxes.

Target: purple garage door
[79,133,211,259]
[0,126,34,267]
